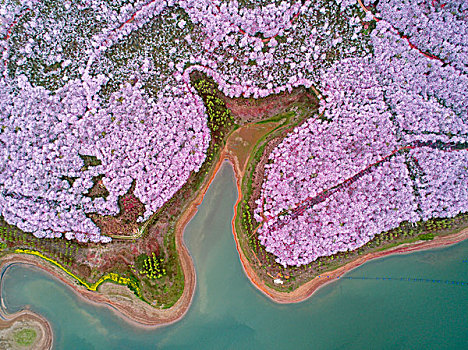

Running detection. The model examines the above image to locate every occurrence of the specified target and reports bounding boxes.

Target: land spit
[0,125,467,330]
[0,303,53,350]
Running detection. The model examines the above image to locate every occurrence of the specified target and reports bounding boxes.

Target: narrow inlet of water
[2,163,467,349]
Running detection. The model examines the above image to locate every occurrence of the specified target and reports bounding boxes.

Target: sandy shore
[0,150,230,331]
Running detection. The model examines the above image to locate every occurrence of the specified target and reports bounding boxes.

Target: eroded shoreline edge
[0,153,466,337]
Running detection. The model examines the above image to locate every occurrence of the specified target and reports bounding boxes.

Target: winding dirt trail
[357,0,463,74]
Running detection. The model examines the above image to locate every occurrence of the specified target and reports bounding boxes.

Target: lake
[2,163,467,349]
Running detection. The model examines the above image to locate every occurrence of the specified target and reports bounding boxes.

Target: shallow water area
[2,163,468,349]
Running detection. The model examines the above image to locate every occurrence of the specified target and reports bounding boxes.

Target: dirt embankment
[0,148,231,330]
[2,150,468,329]
[223,86,317,123]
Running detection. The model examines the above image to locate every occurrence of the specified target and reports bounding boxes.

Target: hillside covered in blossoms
[1,0,467,283]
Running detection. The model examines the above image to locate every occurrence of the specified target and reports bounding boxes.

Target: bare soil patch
[223,87,317,123]
[226,123,280,175]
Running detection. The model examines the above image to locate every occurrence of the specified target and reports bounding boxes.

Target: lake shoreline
[229,156,468,302]
[0,296,53,350]
[0,152,231,332]
[0,156,467,331]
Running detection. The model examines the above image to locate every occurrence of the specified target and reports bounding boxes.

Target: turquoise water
[2,163,468,349]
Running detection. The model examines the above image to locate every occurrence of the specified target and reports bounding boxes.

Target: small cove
[2,162,467,349]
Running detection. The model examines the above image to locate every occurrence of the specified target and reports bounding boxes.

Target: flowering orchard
[253,1,468,266]
[1,1,466,268]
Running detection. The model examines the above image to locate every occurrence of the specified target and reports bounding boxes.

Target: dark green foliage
[61,175,78,187]
[135,253,149,270]
[79,154,102,171]
[126,273,142,297]
[192,78,234,141]
[0,218,78,267]
[255,110,295,124]
[84,174,109,199]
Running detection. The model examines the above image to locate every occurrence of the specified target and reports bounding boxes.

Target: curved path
[231,176,468,304]
[0,146,231,329]
[357,0,463,74]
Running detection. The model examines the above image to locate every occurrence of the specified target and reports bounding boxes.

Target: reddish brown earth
[2,140,467,327]
[90,183,145,238]
[230,160,468,302]
[1,106,466,327]
[222,87,317,122]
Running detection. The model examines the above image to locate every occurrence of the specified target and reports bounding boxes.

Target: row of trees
[136,252,166,280]
[1,0,465,251]
[0,224,79,266]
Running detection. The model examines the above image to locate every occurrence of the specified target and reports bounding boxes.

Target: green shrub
[417,233,435,241]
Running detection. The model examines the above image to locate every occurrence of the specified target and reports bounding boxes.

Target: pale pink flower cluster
[259,156,418,266]
[411,148,468,221]
[256,57,397,220]
[255,11,467,265]
[374,0,468,72]
[0,75,209,242]
[1,0,466,248]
